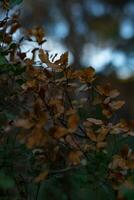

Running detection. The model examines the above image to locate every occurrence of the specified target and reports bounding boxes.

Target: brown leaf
[15,119,34,129]
[68,150,82,165]
[54,52,68,66]
[28,27,45,44]
[26,128,46,149]
[39,49,49,63]
[97,127,109,142]
[86,118,103,125]
[109,100,125,111]
[96,142,106,149]
[78,67,95,83]
[34,171,48,183]
[86,129,97,142]
[68,113,79,132]
[53,127,67,139]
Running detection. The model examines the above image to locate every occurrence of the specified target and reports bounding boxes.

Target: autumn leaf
[34,171,49,183]
[109,155,127,170]
[68,150,82,165]
[15,118,34,129]
[126,161,134,169]
[86,129,97,142]
[68,113,79,132]
[26,128,46,149]
[109,100,125,111]
[39,49,49,64]
[77,67,95,83]
[96,142,106,149]
[86,118,103,125]
[65,135,78,148]
[96,84,112,96]
[96,127,109,142]
[28,26,45,44]
[54,52,68,66]
[53,126,67,139]
[21,79,37,91]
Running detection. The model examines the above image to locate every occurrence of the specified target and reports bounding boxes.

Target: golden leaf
[34,171,48,183]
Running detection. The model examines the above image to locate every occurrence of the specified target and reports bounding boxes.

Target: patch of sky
[111,51,126,68]
[52,20,69,39]
[71,3,88,34]
[85,0,105,17]
[125,2,134,16]
[81,44,112,71]
[120,19,134,39]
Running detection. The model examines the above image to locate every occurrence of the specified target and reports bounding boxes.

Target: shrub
[0,1,134,199]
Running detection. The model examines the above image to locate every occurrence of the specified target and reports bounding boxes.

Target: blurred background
[1,0,134,119]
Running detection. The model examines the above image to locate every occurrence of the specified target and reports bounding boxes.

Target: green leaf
[0,171,15,189]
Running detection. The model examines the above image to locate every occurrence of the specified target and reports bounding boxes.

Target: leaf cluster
[0,5,134,200]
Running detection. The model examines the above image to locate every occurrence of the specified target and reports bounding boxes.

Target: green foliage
[0,171,15,189]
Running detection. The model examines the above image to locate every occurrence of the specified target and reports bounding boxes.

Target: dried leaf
[78,67,95,83]
[68,113,79,132]
[15,119,34,129]
[34,171,48,183]
[53,127,67,139]
[86,118,103,125]
[109,100,125,111]
[86,129,97,142]
[39,49,49,63]
[26,128,46,149]
[97,127,109,142]
[68,150,82,165]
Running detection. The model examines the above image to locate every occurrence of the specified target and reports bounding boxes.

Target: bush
[0,1,134,199]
